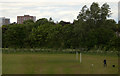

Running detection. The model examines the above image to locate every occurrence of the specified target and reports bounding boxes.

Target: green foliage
[23,19,34,24]
[2,2,119,51]
[3,24,26,48]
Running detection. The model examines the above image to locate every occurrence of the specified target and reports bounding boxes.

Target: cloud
[0,2,118,23]
[109,2,118,22]
[0,0,119,3]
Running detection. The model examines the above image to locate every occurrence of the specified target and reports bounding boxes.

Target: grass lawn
[2,53,118,74]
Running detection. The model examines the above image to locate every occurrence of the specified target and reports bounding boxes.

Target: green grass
[2,53,118,74]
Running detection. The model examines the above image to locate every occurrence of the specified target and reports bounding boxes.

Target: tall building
[17,15,36,24]
[0,17,10,26]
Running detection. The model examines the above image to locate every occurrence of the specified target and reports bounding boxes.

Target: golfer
[103,59,107,67]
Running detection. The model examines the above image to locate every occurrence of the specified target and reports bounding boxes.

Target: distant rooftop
[0,17,10,19]
[24,15,30,16]
[17,15,35,17]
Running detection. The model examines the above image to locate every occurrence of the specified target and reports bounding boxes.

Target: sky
[118,1,120,21]
[0,0,119,23]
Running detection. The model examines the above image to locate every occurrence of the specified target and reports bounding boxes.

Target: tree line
[1,2,120,51]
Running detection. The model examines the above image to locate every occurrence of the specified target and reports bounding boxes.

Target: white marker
[80,53,82,63]
[76,51,78,60]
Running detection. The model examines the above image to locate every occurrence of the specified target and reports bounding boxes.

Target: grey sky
[0,1,118,23]
[118,1,120,21]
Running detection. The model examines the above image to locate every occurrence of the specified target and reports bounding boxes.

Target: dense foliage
[2,2,120,51]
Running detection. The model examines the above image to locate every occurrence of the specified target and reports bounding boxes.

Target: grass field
[2,53,118,74]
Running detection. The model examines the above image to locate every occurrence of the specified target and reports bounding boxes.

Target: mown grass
[2,52,118,74]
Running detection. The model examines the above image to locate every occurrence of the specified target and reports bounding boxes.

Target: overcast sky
[0,0,119,23]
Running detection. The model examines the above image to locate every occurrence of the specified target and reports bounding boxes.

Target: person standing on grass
[103,59,107,67]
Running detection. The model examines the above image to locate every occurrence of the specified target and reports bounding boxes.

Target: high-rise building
[0,17,10,26]
[17,15,36,24]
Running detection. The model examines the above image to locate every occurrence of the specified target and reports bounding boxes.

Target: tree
[3,24,26,48]
[77,2,111,27]
[46,24,62,48]
[77,5,89,21]
[2,2,118,51]
[100,3,111,21]
[74,2,116,50]
[23,19,34,24]
[35,18,49,27]
[49,17,53,22]
[59,20,71,26]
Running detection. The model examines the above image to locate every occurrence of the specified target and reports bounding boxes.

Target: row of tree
[1,2,120,51]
